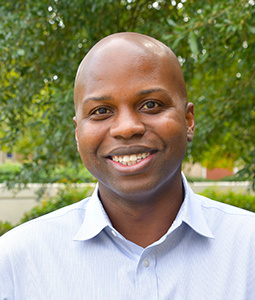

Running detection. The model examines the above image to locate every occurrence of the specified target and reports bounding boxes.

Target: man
[0,32,254,299]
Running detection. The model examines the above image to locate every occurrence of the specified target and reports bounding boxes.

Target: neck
[98,175,184,248]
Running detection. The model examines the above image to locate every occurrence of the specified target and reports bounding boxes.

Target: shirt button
[143,259,150,267]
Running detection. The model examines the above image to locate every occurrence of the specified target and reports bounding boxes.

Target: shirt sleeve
[0,234,15,300]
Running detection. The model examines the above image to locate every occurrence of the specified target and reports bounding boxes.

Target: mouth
[109,151,155,166]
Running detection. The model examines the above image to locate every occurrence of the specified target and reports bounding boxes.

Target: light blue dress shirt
[0,174,255,299]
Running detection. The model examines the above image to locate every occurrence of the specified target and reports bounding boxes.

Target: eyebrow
[83,95,113,103]
[137,88,171,97]
[81,95,113,109]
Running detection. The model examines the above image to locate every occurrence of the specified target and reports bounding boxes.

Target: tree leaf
[17,49,25,56]
[167,18,177,27]
[171,35,184,49]
[188,31,199,56]
[247,24,255,34]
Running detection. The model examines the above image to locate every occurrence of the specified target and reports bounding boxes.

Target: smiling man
[73,33,195,248]
[0,33,255,299]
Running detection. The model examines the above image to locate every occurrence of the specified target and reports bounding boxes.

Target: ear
[185,102,195,142]
[73,116,80,152]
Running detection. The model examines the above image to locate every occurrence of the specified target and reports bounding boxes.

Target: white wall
[0,183,96,224]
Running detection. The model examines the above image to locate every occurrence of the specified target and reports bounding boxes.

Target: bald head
[74,32,187,111]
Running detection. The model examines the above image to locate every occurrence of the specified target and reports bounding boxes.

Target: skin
[73,32,195,247]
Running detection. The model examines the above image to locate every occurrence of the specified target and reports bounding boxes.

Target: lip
[106,145,157,157]
[106,150,157,175]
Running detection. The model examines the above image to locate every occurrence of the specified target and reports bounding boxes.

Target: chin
[99,178,165,201]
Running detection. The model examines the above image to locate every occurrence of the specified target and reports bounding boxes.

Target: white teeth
[111,152,151,166]
[123,156,129,163]
[130,155,137,161]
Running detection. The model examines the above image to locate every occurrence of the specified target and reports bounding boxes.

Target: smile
[111,152,151,166]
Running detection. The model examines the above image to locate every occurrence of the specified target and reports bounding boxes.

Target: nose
[110,109,146,139]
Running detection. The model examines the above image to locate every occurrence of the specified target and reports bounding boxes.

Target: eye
[89,106,113,120]
[141,101,159,110]
[93,107,111,115]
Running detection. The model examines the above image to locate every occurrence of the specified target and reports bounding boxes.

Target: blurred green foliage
[0,162,22,183]
[0,221,13,236]
[0,162,96,184]
[186,175,247,182]
[200,187,255,212]
[0,0,254,187]
[20,185,94,223]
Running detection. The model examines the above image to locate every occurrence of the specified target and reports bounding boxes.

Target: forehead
[90,47,165,85]
[82,39,167,77]
[74,37,186,108]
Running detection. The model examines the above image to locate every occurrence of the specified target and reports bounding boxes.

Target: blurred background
[0,0,254,231]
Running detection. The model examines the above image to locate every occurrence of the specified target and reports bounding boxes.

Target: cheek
[151,115,187,142]
[76,123,108,159]
[154,120,187,162]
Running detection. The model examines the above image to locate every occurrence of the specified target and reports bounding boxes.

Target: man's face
[74,41,194,200]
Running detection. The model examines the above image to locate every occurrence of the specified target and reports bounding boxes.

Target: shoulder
[184,173,255,227]
[0,197,91,248]
[195,193,255,241]
[0,196,92,297]
[196,192,255,217]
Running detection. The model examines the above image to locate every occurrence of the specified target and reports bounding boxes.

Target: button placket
[135,253,158,299]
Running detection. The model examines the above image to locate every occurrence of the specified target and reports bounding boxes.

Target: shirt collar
[74,174,215,242]
[179,173,215,239]
[73,184,112,241]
